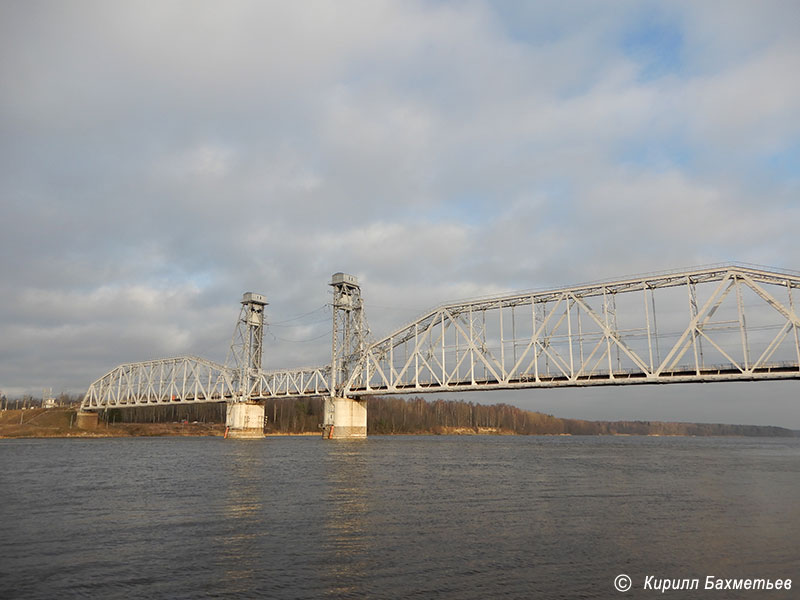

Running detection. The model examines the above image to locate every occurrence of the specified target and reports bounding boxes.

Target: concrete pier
[225,402,265,439]
[75,411,99,429]
[322,397,367,439]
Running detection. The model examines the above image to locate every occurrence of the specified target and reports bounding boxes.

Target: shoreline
[1,408,796,439]
[1,429,792,440]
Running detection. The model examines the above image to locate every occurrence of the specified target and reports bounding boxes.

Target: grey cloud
[1,1,798,427]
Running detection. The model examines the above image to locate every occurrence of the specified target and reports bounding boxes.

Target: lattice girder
[344,265,800,394]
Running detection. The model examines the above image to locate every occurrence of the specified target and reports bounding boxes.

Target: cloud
[1,1,798,425]
[683,40,800,155]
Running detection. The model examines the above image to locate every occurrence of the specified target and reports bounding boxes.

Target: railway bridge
[81,264,800,438]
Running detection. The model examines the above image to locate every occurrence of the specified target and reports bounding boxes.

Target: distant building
[42,388,57,409]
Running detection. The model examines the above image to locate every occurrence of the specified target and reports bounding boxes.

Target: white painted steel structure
[324,273,369,432]
[81,359,330,410]
[343,264,800,395]
[226,292,268,398]
[82,356,236,409]
[81,264,800,411]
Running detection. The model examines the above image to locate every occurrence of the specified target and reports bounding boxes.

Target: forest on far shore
[92,395,795,437]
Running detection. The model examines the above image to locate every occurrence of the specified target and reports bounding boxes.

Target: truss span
[81,357,331,411]
[259,367,330,398]
[82,264,800,411]
[344,265,800,395]
[82,356,237,410]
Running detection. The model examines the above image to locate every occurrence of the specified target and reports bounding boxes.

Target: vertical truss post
[511,304,517,367]
[610,293,620,371]
[687,278,701,374]
[414,323,420,387]
[603,288,613,378]
[577,298,585,370]
[566,296,574,379]
[389,336,395,388]
[454,314,460,382]
[441,311,446,384]
[643,283,654,373]
[469,306,475,385]
[541,302,550,377]
[532,300,540,382]
[482,310,488,381]
[650,287,661,367]
[789,282,800,371]
[736,276,751,372]
[499,303,505,381]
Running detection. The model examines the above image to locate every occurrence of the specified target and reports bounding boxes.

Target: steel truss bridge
[81,264,800,411]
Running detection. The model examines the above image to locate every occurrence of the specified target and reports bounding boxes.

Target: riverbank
[0,409,225,438]
[2,408,796,438]
[0,413,504,438]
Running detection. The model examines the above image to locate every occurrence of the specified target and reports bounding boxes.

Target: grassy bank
[0,409,224,438]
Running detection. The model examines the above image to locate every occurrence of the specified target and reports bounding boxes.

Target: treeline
[105,403,227,424]
[370,396,566,434]
[0,392,84,410]
[98,396,796,437]
[367,397,794,437]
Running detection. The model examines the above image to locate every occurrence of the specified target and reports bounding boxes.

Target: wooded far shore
[1,395,796,438]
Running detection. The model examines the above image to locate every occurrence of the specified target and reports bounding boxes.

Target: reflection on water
[322,441,369,598]
[1,436,799,599]
[220,441,266,595]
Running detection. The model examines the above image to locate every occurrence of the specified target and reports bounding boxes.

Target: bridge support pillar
[322,397,367,439]
[225,401,265,439]
[75,411,98,429]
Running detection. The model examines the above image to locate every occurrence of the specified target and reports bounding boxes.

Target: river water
[1,435,798,599]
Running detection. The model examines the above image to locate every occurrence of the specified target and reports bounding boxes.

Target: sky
[1,0,799,426]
